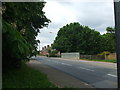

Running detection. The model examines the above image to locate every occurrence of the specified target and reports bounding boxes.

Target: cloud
[37,0,115,50]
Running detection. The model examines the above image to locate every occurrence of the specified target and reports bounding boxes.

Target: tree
[52,22,102,55]
[106,27,115,34]
[101,27,116,52]
[2,2,50,69]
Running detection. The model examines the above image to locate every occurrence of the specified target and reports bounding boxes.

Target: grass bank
[2,62,57,88]
[81,59,117,63]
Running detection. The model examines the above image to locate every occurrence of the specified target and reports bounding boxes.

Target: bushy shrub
[2,20,31,69]
[48,50,59,57]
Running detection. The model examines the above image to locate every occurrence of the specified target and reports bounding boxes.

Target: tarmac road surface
[31,56,117,88]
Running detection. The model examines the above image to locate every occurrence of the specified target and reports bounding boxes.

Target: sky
[36,0,115,50]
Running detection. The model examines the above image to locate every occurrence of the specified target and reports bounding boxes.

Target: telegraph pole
[114,0,120,89]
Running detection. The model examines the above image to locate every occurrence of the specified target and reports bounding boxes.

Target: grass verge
[2,62,58,88]
[81,59,116,63]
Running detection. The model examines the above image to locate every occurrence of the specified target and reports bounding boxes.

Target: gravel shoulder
[26,60,94,88]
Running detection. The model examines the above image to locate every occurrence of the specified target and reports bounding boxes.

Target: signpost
[114,0,120,89]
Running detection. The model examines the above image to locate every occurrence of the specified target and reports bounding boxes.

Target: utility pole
[114,0,120,89]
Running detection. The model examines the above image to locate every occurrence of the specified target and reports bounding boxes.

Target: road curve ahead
[31,56,117,88]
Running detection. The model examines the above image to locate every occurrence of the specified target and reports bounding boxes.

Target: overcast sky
[36,0,115,50]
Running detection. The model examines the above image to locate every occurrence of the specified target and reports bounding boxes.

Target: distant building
[40,44,60,56]
[40,46,49,56]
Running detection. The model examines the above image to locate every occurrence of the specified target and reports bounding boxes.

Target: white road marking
[53,61,59,63]
[61,63,65,65]
[78,67,94,72]
[85,83,89,85]
[107,74,117,78]
[61,63,72,66]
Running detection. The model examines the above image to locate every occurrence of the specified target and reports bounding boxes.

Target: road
[31,56,117,88]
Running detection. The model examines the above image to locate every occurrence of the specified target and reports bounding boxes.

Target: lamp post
[114,0,120,88]
[39,40,40,52]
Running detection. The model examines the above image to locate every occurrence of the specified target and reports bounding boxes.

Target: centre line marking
[78,67,94,72]
[61,63,72,66]
[54,61,59,63]
[107,74,117,78]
